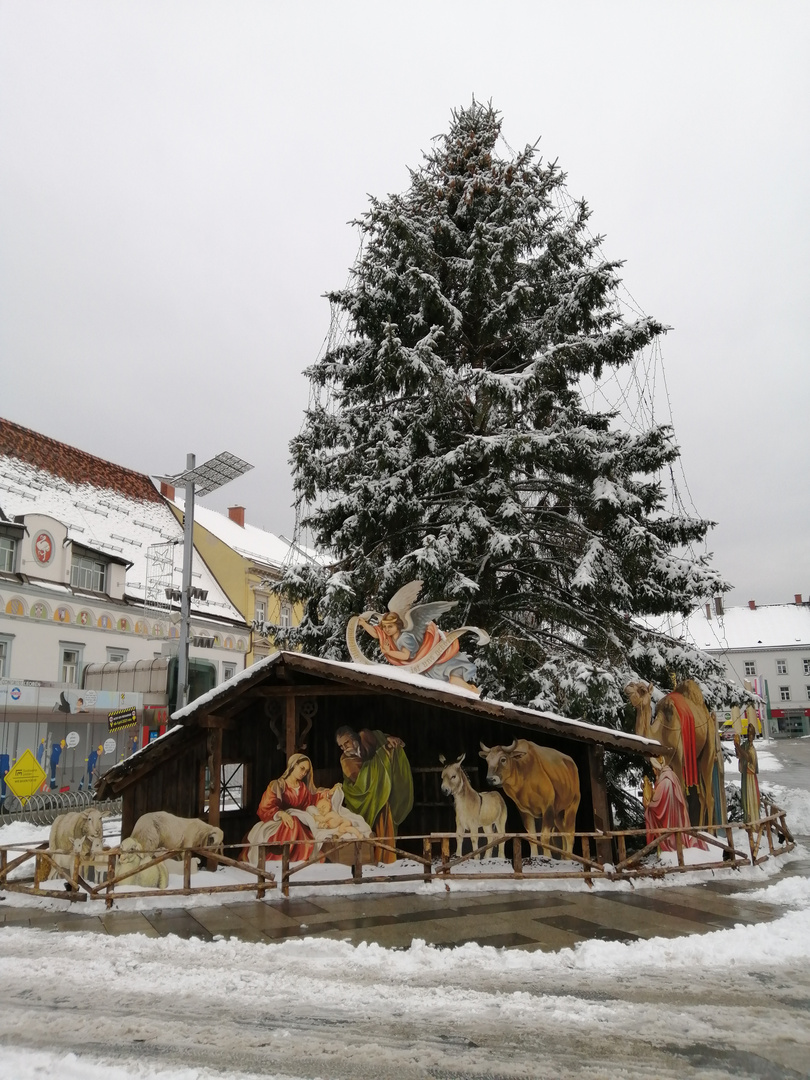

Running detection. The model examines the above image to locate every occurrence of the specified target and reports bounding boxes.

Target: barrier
[0,791,122,825]
[0,807,793,906]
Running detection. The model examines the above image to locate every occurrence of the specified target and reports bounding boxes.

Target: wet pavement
[2,848,808,950]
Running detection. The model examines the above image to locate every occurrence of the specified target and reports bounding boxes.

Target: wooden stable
[96,651,664,857]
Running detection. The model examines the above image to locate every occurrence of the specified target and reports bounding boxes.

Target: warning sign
[4,749,47,803]
[108,707,138,732]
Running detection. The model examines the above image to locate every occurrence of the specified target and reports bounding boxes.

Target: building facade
[684,596,810,737]
[165,496,311,665]
[0,418,251,788]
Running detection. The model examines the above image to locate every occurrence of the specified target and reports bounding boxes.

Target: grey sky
[1,1,807,608]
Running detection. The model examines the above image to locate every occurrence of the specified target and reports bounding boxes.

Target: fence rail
[0,804,795,906]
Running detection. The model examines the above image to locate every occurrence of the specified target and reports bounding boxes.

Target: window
[776,659,787,675]
[0,634,13,677]
[804,659,810,676]
[0,536,17,573]
[279,601,292,629]
[255,598,267,625]
[222,662,237,682]
[59,642,85,684]
[202,761,247,813]
[106,648,128,663]
[779,686,791,701]
[744,661,756,676]
[806,685,810,701]
[71,554,106,592]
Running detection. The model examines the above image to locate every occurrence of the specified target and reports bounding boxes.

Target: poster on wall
[0,681,144,793]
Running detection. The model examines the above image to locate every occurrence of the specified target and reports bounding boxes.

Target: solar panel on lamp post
[158,451,253,713]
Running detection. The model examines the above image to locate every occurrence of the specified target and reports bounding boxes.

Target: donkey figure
[439,752,508,859]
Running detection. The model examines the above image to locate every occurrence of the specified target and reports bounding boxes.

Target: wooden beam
[587,744,614,865]
[207,728,223,872]
[245,684,375,699]
[285,695,296,759]
[197,714,238,730]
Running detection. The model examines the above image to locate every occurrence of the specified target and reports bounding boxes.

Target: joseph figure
[335,726,414,863]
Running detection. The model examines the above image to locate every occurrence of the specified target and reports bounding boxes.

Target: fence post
[352,841,362,885]
[183,849,192,892]
[105,851,116,908]
[512,836,523,876]
[281,845,290,897]
[257,845,268,900]
[422,837,432,883]
[675,831,684,867]
[441,837,450,876]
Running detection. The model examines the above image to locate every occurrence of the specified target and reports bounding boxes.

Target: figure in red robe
[643,757,708,851]
[254,753,323,862]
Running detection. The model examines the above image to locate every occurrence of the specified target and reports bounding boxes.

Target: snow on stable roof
[170,497,315,570]
[170,650,662,756]
[679,603,810,652]
[0,417,242,624]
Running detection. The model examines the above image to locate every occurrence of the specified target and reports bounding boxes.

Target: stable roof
[96,650,663,797]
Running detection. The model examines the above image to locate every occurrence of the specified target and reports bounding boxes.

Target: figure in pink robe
[644,758,708,851]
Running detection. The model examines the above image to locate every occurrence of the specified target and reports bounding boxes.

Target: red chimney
[228,505,245,528]
[714,596,723,616]
[795,594,803,605]
[160,481,175,501]
[748,600,756,610]
[705,602,712,620]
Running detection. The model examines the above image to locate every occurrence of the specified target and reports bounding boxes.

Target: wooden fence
[0,803,795,906]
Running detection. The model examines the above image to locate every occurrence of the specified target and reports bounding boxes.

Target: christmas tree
[275,101,731,726]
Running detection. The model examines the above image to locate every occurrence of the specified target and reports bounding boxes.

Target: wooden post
[257,845,268,899]
[207,728,222,873]
[285,695,297,759]
[512,836,523,876]
[105,852,116,908]
[352,842,362,885]
[617,834,627,867]
[281,845,290,897]
[675,830,684,867]
[34,852,43,891]
[183,849,192,892]
[587,745,613,865]
[422,837,432,883]
[441,836,450,876]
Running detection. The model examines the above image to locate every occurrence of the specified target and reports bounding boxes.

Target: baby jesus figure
[311,794,367,839]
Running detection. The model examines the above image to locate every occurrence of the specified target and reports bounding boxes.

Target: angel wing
[406,600,458,640]
[387,580,423,621]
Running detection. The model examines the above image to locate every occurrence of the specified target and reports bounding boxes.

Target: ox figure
[439,753,507,859]
[479,739,580,858]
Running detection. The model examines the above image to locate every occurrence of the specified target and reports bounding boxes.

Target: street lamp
[159,451,253,711]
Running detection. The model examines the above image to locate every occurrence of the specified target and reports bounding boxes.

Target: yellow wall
[167,504,303,666]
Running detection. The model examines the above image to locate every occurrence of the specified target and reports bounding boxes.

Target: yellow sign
[5,749,47,802]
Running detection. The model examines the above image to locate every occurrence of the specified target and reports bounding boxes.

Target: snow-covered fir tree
[274,101,734,726]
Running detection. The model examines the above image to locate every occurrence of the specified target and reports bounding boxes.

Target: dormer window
[71,553,106,592]
[0,535,16,573]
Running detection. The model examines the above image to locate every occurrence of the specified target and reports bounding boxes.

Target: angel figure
[347,580,489,694]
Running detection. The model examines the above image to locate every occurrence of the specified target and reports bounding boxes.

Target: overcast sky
[1,1,807,609]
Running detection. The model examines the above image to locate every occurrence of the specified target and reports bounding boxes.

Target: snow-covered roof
[679,604,810,652]
[171,650,662,754]
[0,418,243,625]
[171,497,317,571]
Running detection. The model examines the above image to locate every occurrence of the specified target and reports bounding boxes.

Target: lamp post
[160,451,253,711]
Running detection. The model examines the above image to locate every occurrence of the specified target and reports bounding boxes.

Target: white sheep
[115,837,170,889]
[129,811,224,856]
